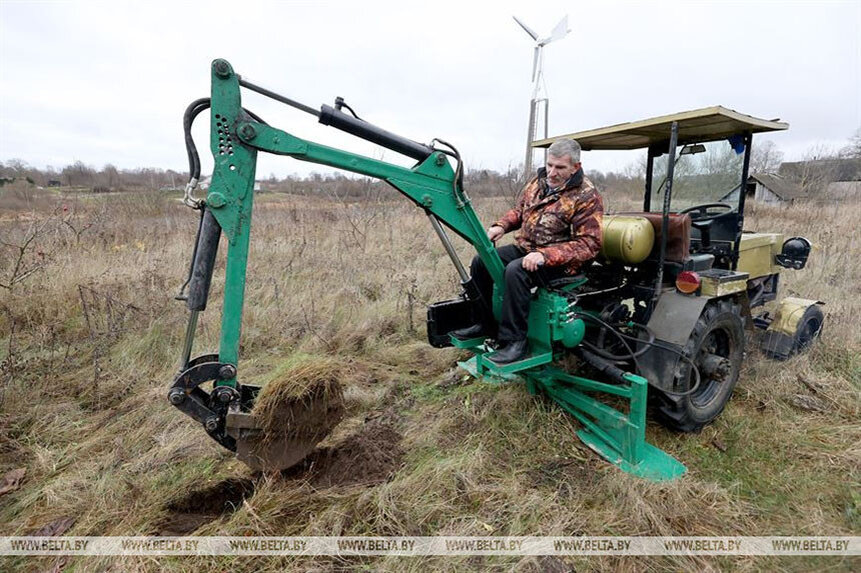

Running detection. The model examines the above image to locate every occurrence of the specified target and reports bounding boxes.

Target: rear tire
[655,299,745,432]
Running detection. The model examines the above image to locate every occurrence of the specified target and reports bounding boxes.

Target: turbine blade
[531,46,539,81]
[548,15,570,43]
[513,15,539,41]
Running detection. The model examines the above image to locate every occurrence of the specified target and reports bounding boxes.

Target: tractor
[168,59,822,481]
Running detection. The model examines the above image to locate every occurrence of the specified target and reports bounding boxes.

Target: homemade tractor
[169,59,822,481]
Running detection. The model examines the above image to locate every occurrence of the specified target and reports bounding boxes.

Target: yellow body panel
[700,277,748,297]
[737,233,783,279]
[770,297,822,336]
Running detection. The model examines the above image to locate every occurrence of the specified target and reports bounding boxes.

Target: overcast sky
[1,0,859,179]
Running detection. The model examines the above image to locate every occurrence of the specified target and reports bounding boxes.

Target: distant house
[47,179,62,187]
[721,173,804,205]
[779,158,861,198]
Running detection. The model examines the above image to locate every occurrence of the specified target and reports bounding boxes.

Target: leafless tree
[840,127,861,159]
[751,140,784,174]
[0,208,58,292]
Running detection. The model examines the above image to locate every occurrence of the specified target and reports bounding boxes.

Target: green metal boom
[175,58,685,482]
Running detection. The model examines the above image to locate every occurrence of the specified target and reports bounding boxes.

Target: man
[453,138,603,364]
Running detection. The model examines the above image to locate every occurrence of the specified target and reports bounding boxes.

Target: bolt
[168,390,185,405]
[213,59,231,78]
[239,124,257,141]
[204,417,219,432]
[435,154,446,166]
[216,388,233,404]
[219,364,237,380]
[208,193,226,208]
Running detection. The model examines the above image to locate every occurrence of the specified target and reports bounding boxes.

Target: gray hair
[547,139,581,164]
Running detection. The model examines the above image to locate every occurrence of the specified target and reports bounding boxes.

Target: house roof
[749,173,805,200]
[779,158,861,182]
[533,106,788,151]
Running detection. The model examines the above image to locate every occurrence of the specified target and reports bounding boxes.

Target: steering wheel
[678,202,734,224]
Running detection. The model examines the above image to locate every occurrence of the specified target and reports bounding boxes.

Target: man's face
[546,154,581,188]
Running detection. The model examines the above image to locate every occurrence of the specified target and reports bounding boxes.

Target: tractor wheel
[791,304,824,353]
[655,299,745,433]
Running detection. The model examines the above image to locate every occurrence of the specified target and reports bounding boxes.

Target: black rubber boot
[451,324,486,340]
[489,339,529,364]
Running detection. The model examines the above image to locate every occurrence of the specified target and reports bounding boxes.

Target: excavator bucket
[225,377,344,472]
[169,354,345,472]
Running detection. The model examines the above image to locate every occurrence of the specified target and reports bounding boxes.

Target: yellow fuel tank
[600,215,655,264]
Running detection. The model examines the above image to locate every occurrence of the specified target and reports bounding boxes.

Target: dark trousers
[469,244,566,342]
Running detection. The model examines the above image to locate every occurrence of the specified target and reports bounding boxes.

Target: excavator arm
[168,59,507,471]
[168,59,686,481]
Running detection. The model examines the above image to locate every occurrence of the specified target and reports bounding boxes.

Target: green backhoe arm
[169,58,686,482]
[204,59,504,377]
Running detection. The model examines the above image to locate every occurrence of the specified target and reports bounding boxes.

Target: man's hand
[487,225,504,243]
[522,251,545,272]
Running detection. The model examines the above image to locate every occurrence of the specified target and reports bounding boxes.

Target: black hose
[583,320,654,361]
[184,98,267,187]
[183,98,211,182]
[573,312,701,397]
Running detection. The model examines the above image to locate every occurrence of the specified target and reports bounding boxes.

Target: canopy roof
[533,106,788,151]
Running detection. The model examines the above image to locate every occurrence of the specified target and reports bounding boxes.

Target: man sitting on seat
[453,138,603,364]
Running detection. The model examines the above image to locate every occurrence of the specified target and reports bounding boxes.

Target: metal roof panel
[533,106,788,150]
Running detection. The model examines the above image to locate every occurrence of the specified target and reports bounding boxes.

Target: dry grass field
[0,184,858,572]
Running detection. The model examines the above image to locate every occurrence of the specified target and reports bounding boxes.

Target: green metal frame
[196,59,685,481]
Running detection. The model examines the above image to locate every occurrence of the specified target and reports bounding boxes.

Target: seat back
[617,212,691,263]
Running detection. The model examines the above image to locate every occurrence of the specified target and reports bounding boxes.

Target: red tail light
[676,271,701,294]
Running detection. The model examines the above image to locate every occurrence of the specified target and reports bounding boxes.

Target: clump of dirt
[156,478,254,535]
[286,419,404,488]
[238,357,346,472]
[252,357,345,437]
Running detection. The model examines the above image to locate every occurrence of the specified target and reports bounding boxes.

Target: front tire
[792,304,824,354]
[655,299,745,432]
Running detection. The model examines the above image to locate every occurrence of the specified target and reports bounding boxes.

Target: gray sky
[1,0,859,179]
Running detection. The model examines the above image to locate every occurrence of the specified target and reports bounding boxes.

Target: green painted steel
[199,58,686,481]
[207,60,258,388]
[459,357,686,481]
[234,120,505,289]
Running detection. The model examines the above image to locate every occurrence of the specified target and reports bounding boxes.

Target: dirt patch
[156,478,255,535]
[285,419,404,488]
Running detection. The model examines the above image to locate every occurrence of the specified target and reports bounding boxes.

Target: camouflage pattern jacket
[494,168,603,275]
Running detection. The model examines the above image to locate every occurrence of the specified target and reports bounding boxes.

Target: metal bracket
[167,354,248,452]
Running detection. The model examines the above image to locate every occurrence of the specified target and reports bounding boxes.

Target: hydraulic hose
[183,98,211,184]
[573,312,702,397]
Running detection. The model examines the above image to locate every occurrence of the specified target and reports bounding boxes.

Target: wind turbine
[513,14,570,177]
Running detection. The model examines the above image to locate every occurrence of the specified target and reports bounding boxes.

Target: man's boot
[450,324,486,340]
[488,339,529,364]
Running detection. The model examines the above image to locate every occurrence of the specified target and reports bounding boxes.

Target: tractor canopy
[534,106,788,271]
[533,105,787,151]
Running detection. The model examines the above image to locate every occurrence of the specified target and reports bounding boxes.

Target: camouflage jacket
[494,168,603,275]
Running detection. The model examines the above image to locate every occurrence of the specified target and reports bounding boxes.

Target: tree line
[0,160,185,192]
[2,129,857,198]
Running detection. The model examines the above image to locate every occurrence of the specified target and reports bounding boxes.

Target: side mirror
[775,236,811,270]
